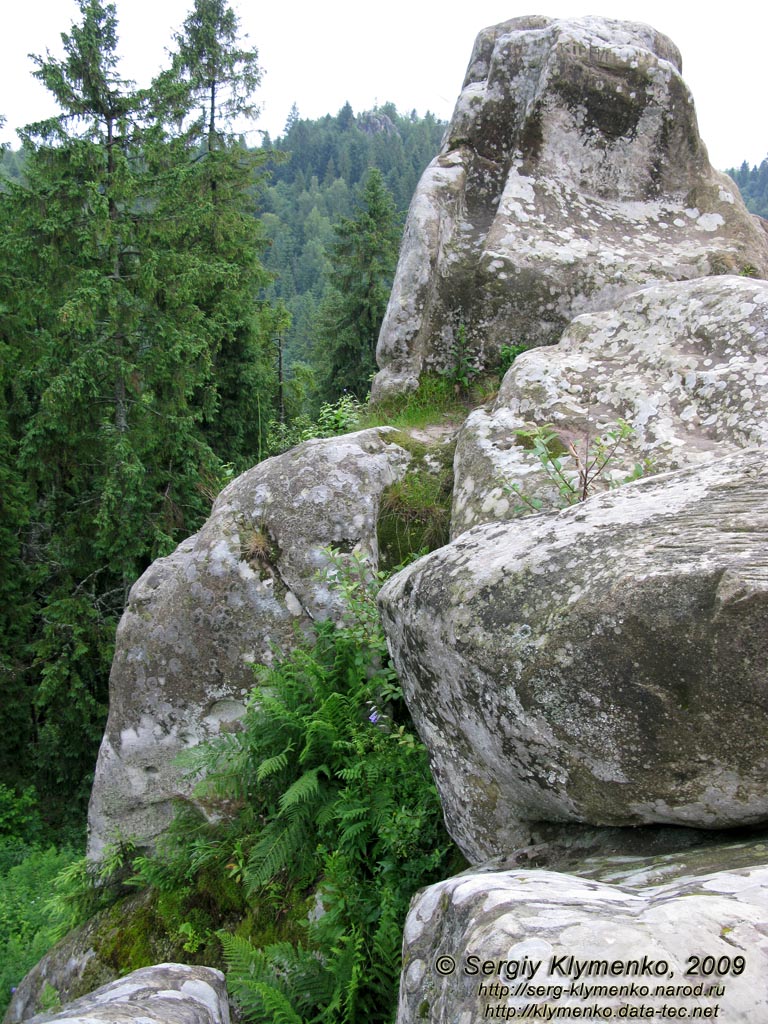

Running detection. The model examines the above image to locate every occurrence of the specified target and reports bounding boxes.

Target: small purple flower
[368,708,380,724]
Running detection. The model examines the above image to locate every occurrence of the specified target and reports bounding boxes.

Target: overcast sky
[2,0,765,171]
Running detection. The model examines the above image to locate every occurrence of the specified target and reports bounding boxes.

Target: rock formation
[23,964,229,1024]
[372,16,768,399]
[398,839,768,1024]
[452,275,768,535]
[67,15,768,1024]
[379,449,768,862]
[87,429,410,860]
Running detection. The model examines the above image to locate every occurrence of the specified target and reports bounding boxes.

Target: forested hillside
[727,159,768,218]
[0,0,444,840]
[257,103,444,404]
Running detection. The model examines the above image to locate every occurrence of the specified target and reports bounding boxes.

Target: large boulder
[87,429,410,861]
[398,839,768,1024]
[451,275,768,536]
[378,449,768,863]
[372,16,768,399]
[24,964,229,1024]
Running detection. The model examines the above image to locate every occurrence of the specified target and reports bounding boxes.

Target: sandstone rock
[24,964,229,1024]
[4,907,120,1024]
[87,429,410,861]
[372,17,768,399]
[378,450,768,862]
[3,890,202,1024]
[398,839,768,1024]
[452,275,768,536]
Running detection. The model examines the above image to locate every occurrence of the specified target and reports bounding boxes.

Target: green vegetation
[359,372,497,431]
[313,168,401,399]
[377,431,455,570]
[727,159,768,218]
[258,103,443,380]
[0,0,278,828]
[442,323,477,397]
[0,0,445,835]
[499,342,530,374]
[504,419,651,513]
[0,0,456,1013]
[0,846,80,1012]
[0,783,88,1014]
[113,552,463,1023]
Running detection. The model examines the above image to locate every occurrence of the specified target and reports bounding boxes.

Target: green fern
[278,766,326,814]
[245,815,312,890]
[219,933,335,1021]
[130,549,461,1024]
[255,746,293,783]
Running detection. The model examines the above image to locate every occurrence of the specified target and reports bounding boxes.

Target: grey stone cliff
[87,429,410,860]
[452,275,768,535]
[372,16,768,398]
[379,450,768,863]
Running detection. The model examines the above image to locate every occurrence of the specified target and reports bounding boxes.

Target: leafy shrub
[0,845,82,1015]
[499,342,529,374]
[134,551,461,1023]
[0,785,43,852]
[504,419,652,512]
[263,395,362,458]
[441,323,476,396]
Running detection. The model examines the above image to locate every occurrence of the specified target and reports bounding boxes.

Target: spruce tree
[156,0,277,465]
[314,168,401,400]
[0,0,277,822]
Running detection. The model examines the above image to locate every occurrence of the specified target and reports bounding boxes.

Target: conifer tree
[0,0,276,820]
[156,0,277,464]
[314,168,401,399]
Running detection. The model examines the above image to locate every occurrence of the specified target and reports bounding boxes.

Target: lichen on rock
[452,275,768,536]
[372,16,768,399]
[397,838,768,1024]
[87,429,411,862]
[379,449,768,863]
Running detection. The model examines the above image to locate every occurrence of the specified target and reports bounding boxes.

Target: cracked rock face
[87,429,410,861]
[378,450,768,863]
[372,16,768,399]
[452,275,768,536]
[398,840,768,1024]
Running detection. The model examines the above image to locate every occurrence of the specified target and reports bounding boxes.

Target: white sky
[2,0,766,170]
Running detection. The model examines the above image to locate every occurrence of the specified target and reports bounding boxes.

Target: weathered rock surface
[3,890,207,1024]
[3,907,121,1023]
[87,429,410,861]
[379,449,768,862]
[23,964,228,1024]
[452,275,768,535]
[398,839,768,1024]
[372,16,768,399]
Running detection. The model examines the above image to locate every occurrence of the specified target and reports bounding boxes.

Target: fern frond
[256,745,293,782]
[235,981,305,1024]
[300,718,337,764]
[278,766,326,813]
[219,932,272,980]
[245,815,310,890]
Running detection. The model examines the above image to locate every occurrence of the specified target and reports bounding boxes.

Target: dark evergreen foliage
[0,0,277,825]
[314,168,401,399]
[258,103,445,391]
[726,158,768,218]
